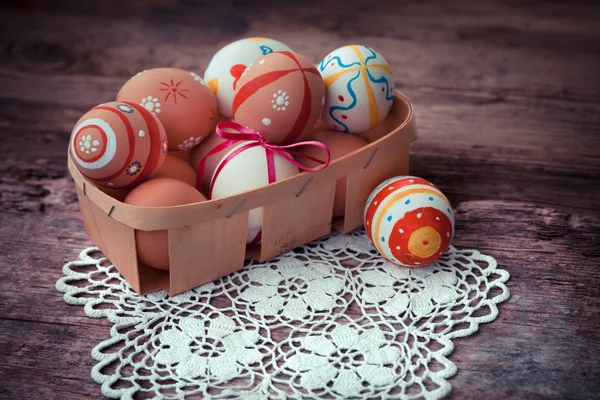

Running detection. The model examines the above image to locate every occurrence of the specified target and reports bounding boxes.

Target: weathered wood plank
[2,199,600,399]
[1,0,599,398]
[0,320,106,400]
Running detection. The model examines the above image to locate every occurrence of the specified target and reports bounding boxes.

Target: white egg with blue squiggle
[319,45,395,133]
[204,37,292,118]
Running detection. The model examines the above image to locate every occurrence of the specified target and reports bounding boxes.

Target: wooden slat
[137,263,169,295]
[75,186,105,251]
[167,211,248,295]
[341,145,411,234]
[259,180,336,262]
[87,198,141,293]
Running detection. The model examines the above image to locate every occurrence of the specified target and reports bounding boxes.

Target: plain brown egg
[311,119,328,135]
[151,154,197,187]
[97,185,131,202]
[298,131,368,217]
[169,149,191,163]
[124,178,206,270]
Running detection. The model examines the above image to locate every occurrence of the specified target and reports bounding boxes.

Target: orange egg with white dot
[117,68,217,152]
[233,51,325,144]
[364,176,454,267]
[69,101,167,189]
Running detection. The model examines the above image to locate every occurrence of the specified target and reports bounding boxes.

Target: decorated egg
[365,176,454,267]
[124,178,206,270]
[190,132,232,193]
[233,51,325,144]
[117,68,217,151]
[204,37,292,118]
[151,154,197,187]
[319,45,395,133]
[297,131,367,217]
[69,101,167,189]
[210,141,299,245]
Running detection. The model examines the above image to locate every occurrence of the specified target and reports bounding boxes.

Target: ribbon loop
[215,121,331,172]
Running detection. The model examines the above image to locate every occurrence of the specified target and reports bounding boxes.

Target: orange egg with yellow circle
[364,176,454,267]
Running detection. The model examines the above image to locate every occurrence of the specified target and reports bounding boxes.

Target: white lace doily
[56,229,510,399]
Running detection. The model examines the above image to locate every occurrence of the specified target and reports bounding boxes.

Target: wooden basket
[68,90,417,296]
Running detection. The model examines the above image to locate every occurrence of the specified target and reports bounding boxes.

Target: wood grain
[260,180,335,261]
[167,211,249,295]
[1,1,599,399]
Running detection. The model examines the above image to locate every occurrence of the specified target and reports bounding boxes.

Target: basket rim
[68,90,416,230]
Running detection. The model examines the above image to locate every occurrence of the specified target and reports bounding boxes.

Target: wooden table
[1,1,599,398]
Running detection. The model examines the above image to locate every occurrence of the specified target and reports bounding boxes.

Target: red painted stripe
[209,142,259,198]
[279,51,303,69]
[248,229,262,246]
[196,140,236,191]
[302,66,321,76]
[278,51,319,144]
[120,101,165,188]
[91,105,136,182]
[365,177,438,241]
[74,124,108,163]
[278,51,321,76]
[282,72,312,144]
[232,69,297,116]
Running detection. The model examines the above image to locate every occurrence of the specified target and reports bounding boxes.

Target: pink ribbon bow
[196,121,331,194]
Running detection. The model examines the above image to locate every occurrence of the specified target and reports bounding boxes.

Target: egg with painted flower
[365,176,454,267]
[117,68,217,152]
[69,101,168,189]
[233,51,325,144]
[319,45,395,133]
[204,37,293,118]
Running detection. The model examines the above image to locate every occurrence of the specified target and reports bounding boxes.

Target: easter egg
[297,131,367,217]
[117,68,217,151]
[151,154,197,187]
[204,37,293,118]
[190,132,231,193]
[210,141,299,244]
[69,101,168,189]
[124,178,206,270]
[319,45,395,133]
[233,51,325,144]
[364,176,454,267]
